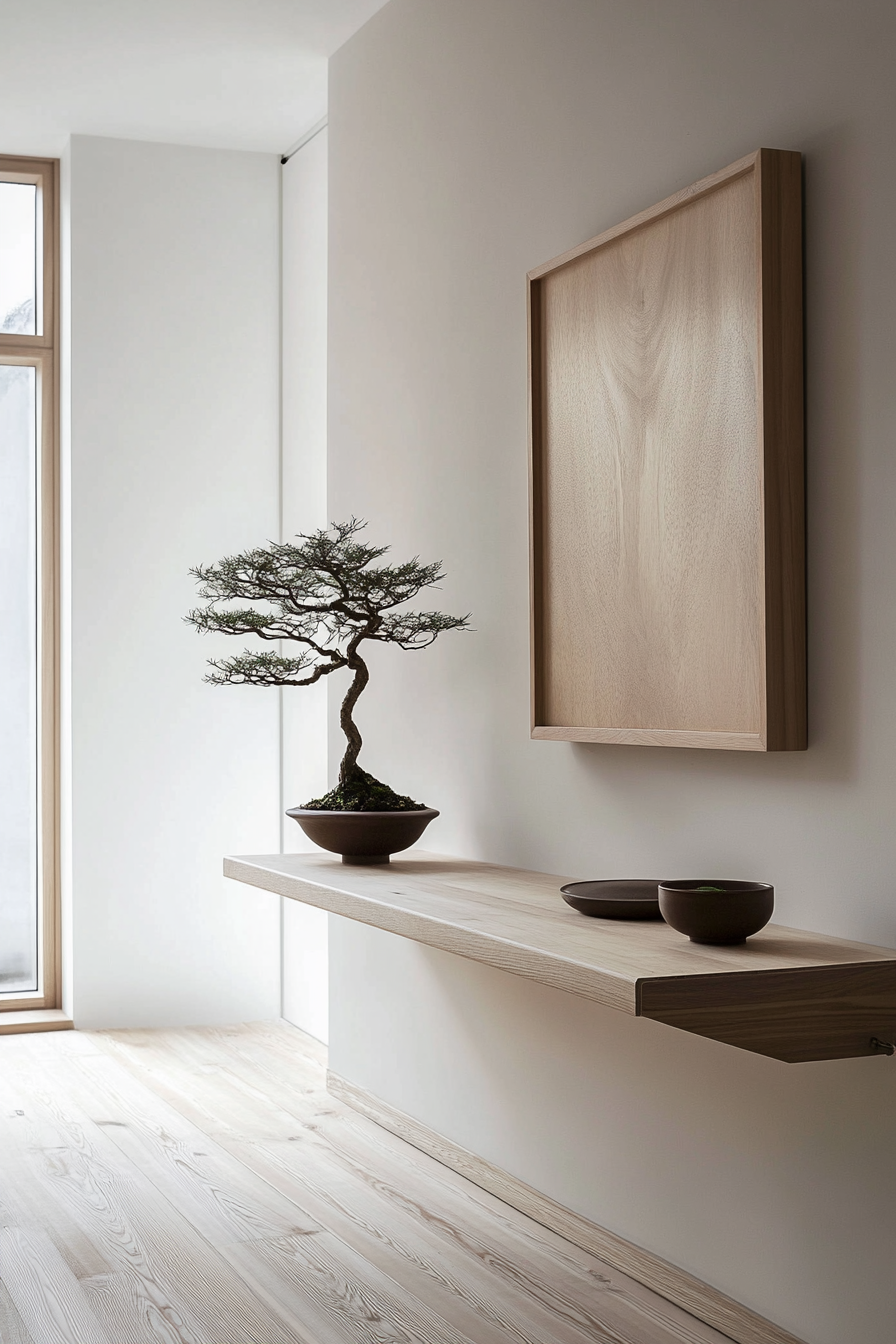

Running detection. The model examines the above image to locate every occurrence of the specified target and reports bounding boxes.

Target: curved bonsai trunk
[338,645,369,787]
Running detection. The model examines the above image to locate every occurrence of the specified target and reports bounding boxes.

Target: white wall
[281,126,330,1043]
[66,135,282,1028]
[326,4,896,1342]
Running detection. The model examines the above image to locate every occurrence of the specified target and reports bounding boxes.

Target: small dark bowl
[658,880,774,945]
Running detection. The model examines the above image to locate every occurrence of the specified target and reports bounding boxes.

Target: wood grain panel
[530,149,805,750]
[640,962,896,1062]
[226,851,896,1062]
[330,1071,808,1344]
[540,170,761,733]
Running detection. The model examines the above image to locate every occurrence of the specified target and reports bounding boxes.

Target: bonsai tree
[187,519,469,811]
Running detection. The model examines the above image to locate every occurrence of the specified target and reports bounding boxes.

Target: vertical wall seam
[277,156,285,1017]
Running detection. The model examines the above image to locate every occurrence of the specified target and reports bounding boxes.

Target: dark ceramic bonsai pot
[658,880,774,945]
[286,807,439,864]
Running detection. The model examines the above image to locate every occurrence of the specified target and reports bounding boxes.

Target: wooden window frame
[0,155,60,1012]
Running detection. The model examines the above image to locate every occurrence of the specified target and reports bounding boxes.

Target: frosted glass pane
[0,183,37,335]
[0,364,38,994]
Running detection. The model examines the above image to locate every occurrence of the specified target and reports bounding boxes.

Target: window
[0,156,59,1014]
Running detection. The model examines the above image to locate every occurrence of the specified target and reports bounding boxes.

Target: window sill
[0,1009,73,1036]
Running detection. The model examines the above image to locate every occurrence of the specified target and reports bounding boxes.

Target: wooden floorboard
[0,1276,38,1344]
[0,1022,734,1344]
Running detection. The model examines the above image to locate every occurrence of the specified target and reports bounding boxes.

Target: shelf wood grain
[225,852,896,1063]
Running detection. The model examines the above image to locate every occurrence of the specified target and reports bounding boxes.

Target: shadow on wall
[574,120,865,793]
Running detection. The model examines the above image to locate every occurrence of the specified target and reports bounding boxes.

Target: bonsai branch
[187,519,470,809]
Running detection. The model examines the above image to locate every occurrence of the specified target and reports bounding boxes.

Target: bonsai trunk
[338,646,369,788]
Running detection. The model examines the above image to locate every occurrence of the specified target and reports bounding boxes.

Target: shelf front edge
[639,963,896,1062]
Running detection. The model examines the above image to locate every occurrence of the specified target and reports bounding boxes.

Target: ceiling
[0,0,389,158]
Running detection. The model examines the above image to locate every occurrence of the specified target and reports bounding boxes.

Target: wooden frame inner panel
[529,149,805,751]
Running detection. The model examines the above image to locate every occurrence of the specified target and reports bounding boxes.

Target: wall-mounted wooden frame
[529,149,805,751]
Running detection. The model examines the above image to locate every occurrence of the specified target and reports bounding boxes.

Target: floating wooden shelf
[225,852,896,1063]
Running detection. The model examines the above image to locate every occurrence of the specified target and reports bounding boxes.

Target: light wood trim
[329,1070,807,1344]
[46,163,61,1010]
[529,149,805,751]
[0,154,57,349]
[226,852,896,1061]
[527,151,760,281]
[0,992,45,1012]
[0,1009,72,1036]
[0,156,60,1014]
[39,334,61,1010]
[532,726,766,751]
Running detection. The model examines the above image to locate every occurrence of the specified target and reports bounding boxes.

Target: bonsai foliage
[187,519,469,811]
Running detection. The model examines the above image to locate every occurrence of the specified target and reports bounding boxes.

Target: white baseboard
[328,1071,805,1344]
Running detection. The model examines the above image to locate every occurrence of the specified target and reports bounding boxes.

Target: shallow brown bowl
[286,807,439,864]
[658,880,774,945]
[560,880,662,920]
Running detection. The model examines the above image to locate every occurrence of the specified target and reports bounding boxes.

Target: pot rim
[285,806,440,820]
[659,880,773,895]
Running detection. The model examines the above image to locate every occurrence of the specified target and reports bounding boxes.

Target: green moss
[302,768,427,813]
[694,885,727,893]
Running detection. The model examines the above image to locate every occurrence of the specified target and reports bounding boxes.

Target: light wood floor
[0,1021,733,1344]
